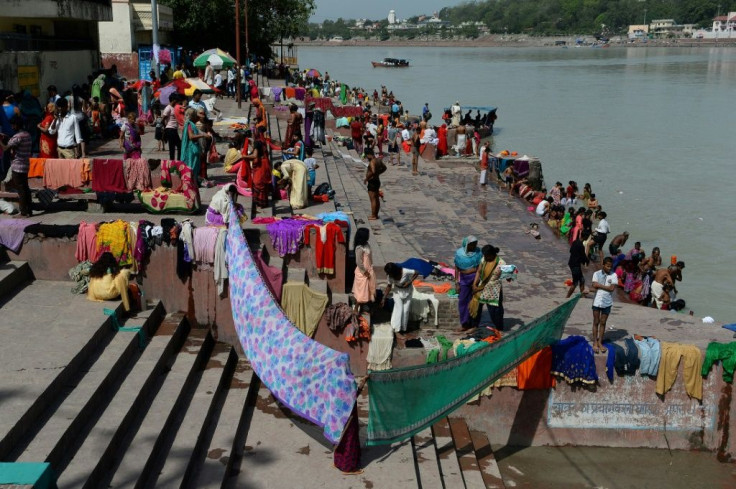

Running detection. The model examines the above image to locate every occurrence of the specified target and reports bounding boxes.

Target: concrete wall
[101,52,138,80]
[0,50,98,96]
[0,0,112,21]
[98,1,133,54]
[456,355,736,458]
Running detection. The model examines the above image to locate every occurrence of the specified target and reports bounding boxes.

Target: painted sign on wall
[18,66,40,97]
[547,375,716,431]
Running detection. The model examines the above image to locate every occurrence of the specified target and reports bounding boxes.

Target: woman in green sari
[559,206,575,237]
[181,108,207,185]
[91,74,106,103]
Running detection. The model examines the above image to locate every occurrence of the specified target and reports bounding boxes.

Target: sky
[310,0,468,22]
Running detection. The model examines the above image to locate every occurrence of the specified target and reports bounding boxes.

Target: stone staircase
[0,254,506,488]
[320,135,575,328]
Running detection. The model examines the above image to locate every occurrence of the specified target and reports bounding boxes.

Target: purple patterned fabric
[265,219,321,257]
[227,208,356,443]
[0,219,34,253]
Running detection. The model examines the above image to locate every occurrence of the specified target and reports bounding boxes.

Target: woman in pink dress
[351,228,376,315]
[569,207,586,244]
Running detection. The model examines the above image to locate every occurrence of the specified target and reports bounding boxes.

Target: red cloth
[304,222,345,275]
[306,97,363,118]
[254,250,284,302]
[516,347,556,390]
[92,158,128,193]
[333,403,361,472]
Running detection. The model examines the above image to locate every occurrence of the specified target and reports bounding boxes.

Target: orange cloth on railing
[516,347,556,390]
[413,280,453,294]
[28,158,45,178]
[81,158,92,184]
[43,159,85,189]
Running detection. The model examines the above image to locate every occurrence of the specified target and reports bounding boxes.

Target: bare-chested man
[411,127,421,175]
[608,231,629,257]
[639,246,662,274]
[453,124,466,156]
[651,267,674,309]
[365,152,384,220]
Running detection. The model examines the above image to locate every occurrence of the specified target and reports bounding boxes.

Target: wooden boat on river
[371,58,410,68]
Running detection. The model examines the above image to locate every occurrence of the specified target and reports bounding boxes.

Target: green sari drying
[366,295,580,445]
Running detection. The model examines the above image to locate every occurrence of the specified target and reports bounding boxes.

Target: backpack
[313,182,331,196]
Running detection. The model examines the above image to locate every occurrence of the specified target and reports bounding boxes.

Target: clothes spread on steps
[226,207,356,444]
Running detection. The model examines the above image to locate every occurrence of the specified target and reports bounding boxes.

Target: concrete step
[153,343,237,489]
[13,303,165,464]
[0,260,33,301]
[326,143,418,265]
[412,427,444,489]
[448,417,489,489]
[104,324,213,489]
[468,429,506,489]
[53,313,194,489]
[195,359,255,489]
[0,282,127,462]
[432,418,466,488]
[232,384,421,488]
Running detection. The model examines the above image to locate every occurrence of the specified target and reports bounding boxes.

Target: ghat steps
[0,257,504,488]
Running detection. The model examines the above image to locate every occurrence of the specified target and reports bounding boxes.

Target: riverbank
[294,35,736,49]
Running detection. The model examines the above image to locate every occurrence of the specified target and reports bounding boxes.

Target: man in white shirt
[226,67,236,97]
[213,71,224,97]
[536,197,552,218]
[591,256,617,354]
[48,98,82,158]
[593,211,610,265]
[204,61,214,85]
[401,126,411,142]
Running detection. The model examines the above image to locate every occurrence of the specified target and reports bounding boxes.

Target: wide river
[298,46,736,322]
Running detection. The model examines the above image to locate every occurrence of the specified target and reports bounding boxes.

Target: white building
[98,0,174,79]
[694,12,736,39]
[388,10,396,25]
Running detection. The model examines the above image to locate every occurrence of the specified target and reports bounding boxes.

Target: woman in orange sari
[37,103,58,158]
[436,123,448,157]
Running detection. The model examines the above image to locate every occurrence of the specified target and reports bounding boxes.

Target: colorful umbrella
[183,77,214,96]
[193,48,236,68]
[306,68,321,78]
[157,85,177,105]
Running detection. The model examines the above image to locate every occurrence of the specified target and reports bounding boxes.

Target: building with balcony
[0,0,112,96]
[98,0,174,80]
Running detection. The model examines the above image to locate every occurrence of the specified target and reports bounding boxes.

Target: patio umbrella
[193,48,236,68]
[306,68,321,78]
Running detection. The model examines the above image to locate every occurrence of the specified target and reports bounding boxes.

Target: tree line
[159,0,314,59]
[308,0,733,40]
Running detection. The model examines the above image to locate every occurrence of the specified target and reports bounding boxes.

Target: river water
[299,46,736,322]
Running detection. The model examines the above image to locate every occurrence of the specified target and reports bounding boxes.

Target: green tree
[160,0,315,59]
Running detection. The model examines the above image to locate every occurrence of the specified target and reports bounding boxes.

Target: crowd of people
[497,166,689,324]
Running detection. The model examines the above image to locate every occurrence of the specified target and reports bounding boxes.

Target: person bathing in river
[608,231,629,257]
[651,266,675,309]
[453,123,466,156]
